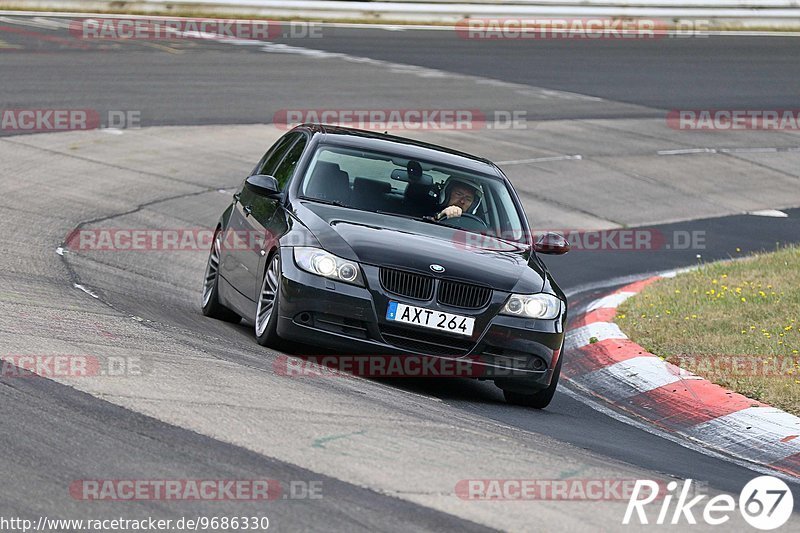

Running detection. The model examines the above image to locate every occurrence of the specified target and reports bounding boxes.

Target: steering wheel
[441,213,489,231]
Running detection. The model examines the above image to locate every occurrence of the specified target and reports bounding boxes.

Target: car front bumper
[275,249,566,392]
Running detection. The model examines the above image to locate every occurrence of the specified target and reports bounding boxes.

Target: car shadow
[225,320,545,409]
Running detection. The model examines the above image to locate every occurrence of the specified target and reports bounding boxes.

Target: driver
[435,176,483,220]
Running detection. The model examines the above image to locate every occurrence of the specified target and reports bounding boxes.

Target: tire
[502,351,563,409]
[255,251,284,348]
[201,229,241,323]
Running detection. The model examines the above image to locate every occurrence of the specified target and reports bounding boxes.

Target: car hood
[294,201,545,293]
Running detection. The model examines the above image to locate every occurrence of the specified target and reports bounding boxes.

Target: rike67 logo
[624,476,793,530]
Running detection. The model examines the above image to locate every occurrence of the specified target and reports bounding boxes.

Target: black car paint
[213,124,567,394]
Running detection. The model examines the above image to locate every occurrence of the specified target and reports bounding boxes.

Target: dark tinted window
[299,145,526,242]
[273,136,308,189]
[256,133,301,177]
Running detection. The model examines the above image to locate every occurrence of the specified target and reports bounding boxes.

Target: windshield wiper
[299,196,345,207]
[375,211,440,224]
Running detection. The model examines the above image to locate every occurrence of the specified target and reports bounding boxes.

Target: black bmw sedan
[202,124,570,408]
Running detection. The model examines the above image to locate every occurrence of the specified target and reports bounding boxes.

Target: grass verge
[616,245,800,415]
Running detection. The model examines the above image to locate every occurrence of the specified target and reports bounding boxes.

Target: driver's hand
[439,206,462,219]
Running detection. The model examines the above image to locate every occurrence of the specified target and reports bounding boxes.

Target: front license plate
[386,301,474,336]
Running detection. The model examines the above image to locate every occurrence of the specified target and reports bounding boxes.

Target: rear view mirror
[390,169,432,185]
[533,232,570,255]
[245,174,280,197]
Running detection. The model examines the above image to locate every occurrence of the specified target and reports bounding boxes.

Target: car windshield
[298,144,527,243]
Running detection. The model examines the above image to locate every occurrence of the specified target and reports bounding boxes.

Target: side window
[255,133,302,177]
[273,136,308,190]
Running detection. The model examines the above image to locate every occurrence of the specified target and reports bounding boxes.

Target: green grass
[616,245,800,415]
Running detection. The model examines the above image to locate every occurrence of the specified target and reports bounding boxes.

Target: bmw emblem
[429,264,445,273]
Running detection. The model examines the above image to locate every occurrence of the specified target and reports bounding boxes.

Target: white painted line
[73,283,99,299]
[684,407,800,464]
[586,291,636,312]
[496,154,583,165]
[564,321,626,351]
[658,146,800,156]
[704,31,800,37]
[660,266,698,279]
[748,209,789,218]
[518,87,603,101]
[33,16,72,27]
[0,15,56,28]
[722,147,779,153]
[657,148,717,155]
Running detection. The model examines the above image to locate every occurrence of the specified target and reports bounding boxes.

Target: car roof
[293,123,503,177]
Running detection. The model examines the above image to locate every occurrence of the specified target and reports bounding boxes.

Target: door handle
[243,205,252,217]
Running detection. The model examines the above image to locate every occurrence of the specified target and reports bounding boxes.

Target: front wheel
[255,252,283,347]
[201,229,240,323]
[502,352,562,409]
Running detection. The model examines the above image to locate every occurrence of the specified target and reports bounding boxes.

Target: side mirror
[533,232,570,255]
[245,174,280,197]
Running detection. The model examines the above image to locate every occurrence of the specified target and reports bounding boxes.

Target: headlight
[501,293,561,319]
[293,247,364,286]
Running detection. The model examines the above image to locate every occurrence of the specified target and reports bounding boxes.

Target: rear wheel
[255,252,283,347]
[503,352,562,409]
[201,229,240,323]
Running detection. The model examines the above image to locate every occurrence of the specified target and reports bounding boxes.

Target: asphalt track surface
[1,14,800,531]
[1,20,800,126]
